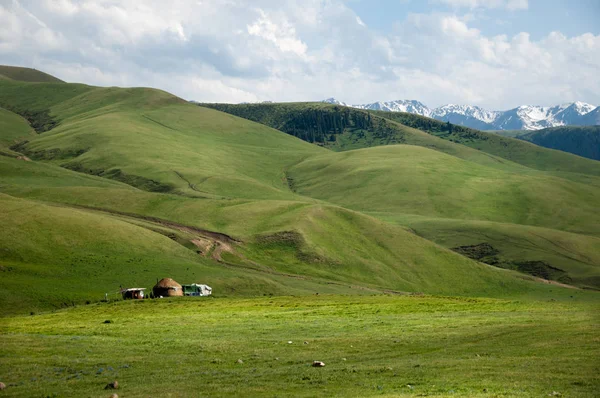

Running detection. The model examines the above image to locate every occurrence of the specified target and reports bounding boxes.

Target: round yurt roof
[154,277,182,289]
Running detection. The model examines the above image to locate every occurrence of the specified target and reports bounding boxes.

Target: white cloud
[247,9,307,57]
[0,0,597,109]
[434,0,528,10]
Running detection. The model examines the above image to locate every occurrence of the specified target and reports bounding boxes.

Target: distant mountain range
[322,98,599,130]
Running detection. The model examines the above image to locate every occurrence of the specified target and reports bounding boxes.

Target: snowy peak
[322,97,349,106]
[570,101,596,114]
[507,102,597,129]
[578,106,600,126]
[321,98,430,116]
[431,104,500,124]
[320,98,598,130]
[356,100,431,116]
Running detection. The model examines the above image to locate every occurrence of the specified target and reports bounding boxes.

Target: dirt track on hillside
[57,203,410,295]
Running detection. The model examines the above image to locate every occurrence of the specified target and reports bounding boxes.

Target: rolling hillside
[203,102,600,181]
[0,107,36,157]
[0,65,64,83]
[0,68,599,315]
[372,214,600,290]
[286,145,600,235]
[201,102,600,289]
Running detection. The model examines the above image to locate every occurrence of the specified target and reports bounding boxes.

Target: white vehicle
[182,283,212,297]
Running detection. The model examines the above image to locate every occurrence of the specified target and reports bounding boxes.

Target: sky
[0,0,599,110]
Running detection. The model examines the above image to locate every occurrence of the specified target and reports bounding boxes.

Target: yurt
[153,278,183,297]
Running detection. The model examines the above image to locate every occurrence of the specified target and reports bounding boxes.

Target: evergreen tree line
[281,107,373,143]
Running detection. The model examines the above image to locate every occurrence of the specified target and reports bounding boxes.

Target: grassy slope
[2,155,571,315]
[368,110,600,179]
[0,65,65,83]
[1,296,598,397]
[0,108,36,146]
[489,129,526,138]
[0,107,37,156]
[517,125,600,161]
[287,146,600,287]
[288,145,600,236]
[203,103,600,182]
[202,103,537,176]
[0,82,327,200]
[0,77,592,311]
[374,213,600,289]
[0,190,378,315]
[203,103,600,287]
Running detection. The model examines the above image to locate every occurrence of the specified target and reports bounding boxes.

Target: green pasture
[0,296,598,397]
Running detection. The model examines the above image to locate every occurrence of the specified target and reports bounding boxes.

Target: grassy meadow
[1,296,599,397]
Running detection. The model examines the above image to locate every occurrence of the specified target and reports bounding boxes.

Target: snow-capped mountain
[322,97,349,107]
[551,102,596,125]
[321,98,598,130]
[354,100,431,117]
[493,102,598,130]
[493,105,553,130]
[430,104,500,130]
[579,107,600,126]
[431,104,499,123]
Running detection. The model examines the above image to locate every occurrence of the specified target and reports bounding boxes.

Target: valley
[0,65,598,397]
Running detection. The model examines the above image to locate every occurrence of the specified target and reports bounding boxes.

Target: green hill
[201,103,600,181]
[489,129,526,138]
[287,145,600,235]
[199,102,600,289]
[0,65,64,83]
[516,125,600,161]
[374,213,600,289]
[0,74,599,314]
[2,154,566,315]
[285,145,600,286]
[0,107,36,157]
[1,191,382,315]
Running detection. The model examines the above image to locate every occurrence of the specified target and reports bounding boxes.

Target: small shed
[182,283,212,297]
[122,288,145,300]
[153,278,183,297]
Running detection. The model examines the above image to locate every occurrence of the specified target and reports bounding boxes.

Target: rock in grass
[236,359,244,364]
[103,320,113,324]
[109,394,118,398]
[312,361,325,367]
[0,382,5,390]
[104,380,119,390]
